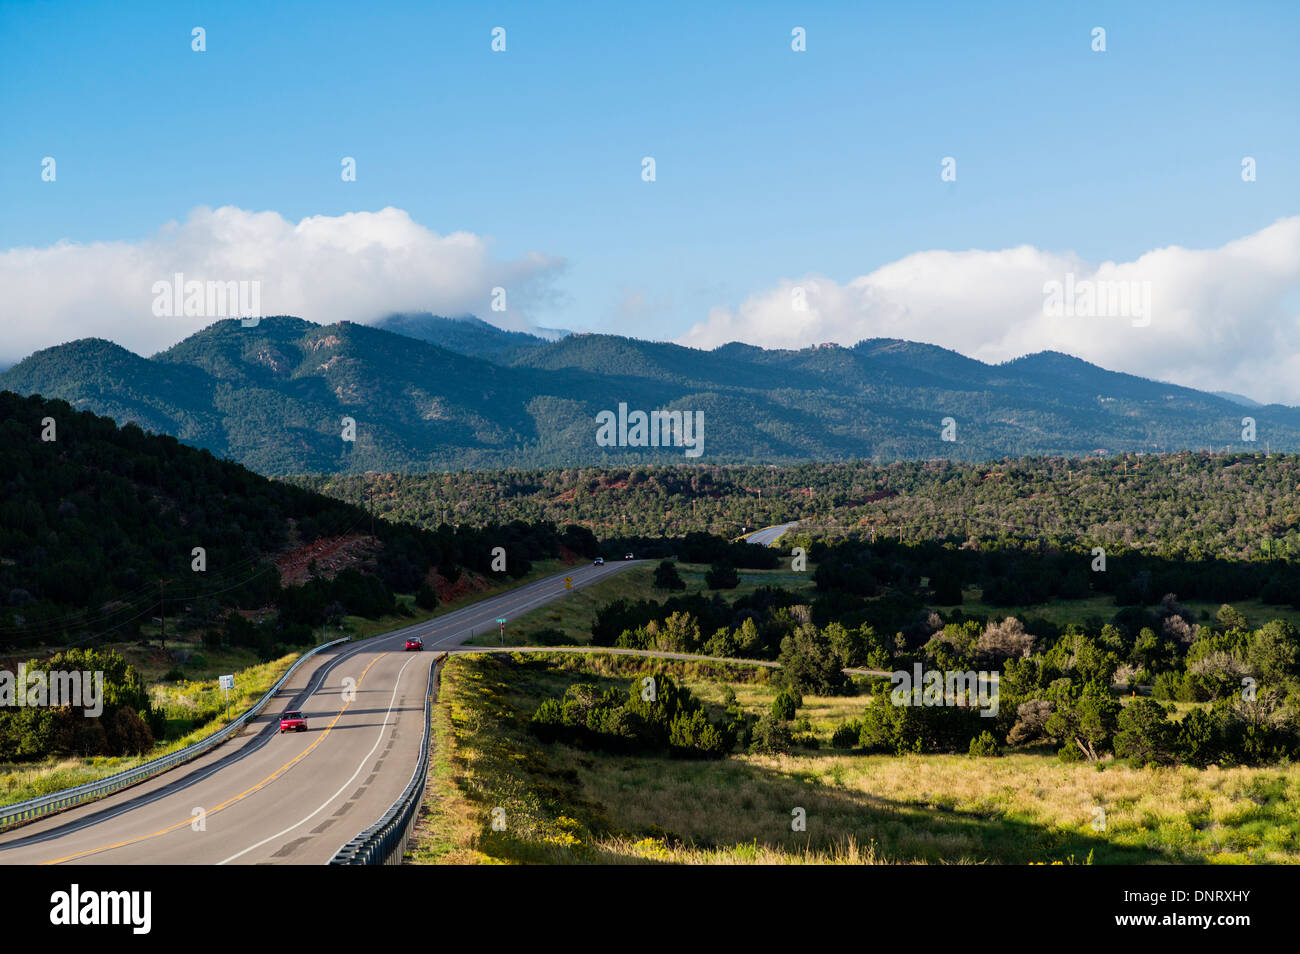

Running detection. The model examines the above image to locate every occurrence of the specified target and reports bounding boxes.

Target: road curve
[0,560,639,866]
[743,521,799,546]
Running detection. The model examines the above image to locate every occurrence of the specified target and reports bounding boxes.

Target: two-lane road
[744,521,799,546]
[0,559,638,865]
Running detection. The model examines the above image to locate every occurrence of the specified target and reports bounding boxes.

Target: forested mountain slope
[3,316,1296,474]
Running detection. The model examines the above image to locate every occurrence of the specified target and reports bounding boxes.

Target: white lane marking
[0,641,379,852]
[425,561,631,650]
[1,563,620,853]
[216,653,423,865]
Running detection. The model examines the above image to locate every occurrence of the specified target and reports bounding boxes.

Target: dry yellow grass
[407,652,1300,865]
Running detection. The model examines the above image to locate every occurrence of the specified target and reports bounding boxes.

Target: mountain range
[1,313,1294,474]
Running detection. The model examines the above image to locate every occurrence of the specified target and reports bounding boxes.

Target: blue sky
[2,0,1299,396]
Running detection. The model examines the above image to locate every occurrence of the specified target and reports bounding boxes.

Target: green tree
[771,687,802,721]
[777,624,847,695]
[1044,682,1119,761]
[1113,699,1178,765]
[653,560,685,591]
[704,561,740,589]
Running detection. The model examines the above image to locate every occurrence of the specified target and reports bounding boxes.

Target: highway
[0,560,638,865]
[743,521,799,546]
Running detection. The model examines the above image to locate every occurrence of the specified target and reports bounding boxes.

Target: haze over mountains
[1,313,1294,475]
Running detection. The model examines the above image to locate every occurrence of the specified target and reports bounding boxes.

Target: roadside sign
[564,576,573,589]
[219,674,234,721]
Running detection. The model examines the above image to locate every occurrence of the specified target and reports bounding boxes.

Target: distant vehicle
[623,552,634,560]
[405,637,423,651]
[279,710,307,733]
[593,557,605,565]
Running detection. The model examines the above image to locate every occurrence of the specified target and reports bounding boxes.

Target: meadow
[408,651,1300,865]
[464,560,816,649]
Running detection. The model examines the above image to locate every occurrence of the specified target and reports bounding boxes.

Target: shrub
[653,560,685,591]
[1113,699,1178,766]
[530,627,567,646]
[106,706,154,756]
[1150,670,1187,702]
[749,714,794,755]
[1057,743,1085,763]
[528,673,731,758]
[415,582,439,611]
[777,624,847,695]
[704,561,740,590]
[831,720,861,748]
[771,688,801,721]
[969,730,1000,757]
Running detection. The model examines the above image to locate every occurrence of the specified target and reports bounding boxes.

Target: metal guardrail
[0,636,350,832]
[329,652,443,865]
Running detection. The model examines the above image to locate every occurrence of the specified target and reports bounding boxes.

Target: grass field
[466,561,817,648]
[939,590,1300,632]
[407,651,1300,865]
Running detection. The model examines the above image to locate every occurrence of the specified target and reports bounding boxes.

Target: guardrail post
[328,653,442,865]
[0,637,349,832]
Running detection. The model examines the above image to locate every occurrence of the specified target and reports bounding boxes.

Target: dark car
[405,637,423,651]
[593,557,605,566]
[623,552,634,560]
[279,709,307,733]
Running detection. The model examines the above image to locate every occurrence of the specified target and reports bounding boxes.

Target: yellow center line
[40,653,386,865]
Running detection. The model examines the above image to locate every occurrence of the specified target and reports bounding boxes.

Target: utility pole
[156,578,171,652]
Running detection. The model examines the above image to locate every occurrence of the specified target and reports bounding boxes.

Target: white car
[593,557,605,565]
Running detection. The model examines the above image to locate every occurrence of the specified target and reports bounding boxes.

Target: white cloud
[680,217,1300,405]
[0,206,564,363]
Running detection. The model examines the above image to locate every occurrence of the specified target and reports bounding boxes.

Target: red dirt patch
[276,533,379,586]
[432,568,491,603]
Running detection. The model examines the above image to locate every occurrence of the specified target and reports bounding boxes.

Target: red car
[405,637,423,651]
[279,709,307,733]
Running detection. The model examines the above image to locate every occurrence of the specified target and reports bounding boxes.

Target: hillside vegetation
[410,652,1300,864]
[4,316,1296,473]
[0,392,601,763]
[302,453,1300,564]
